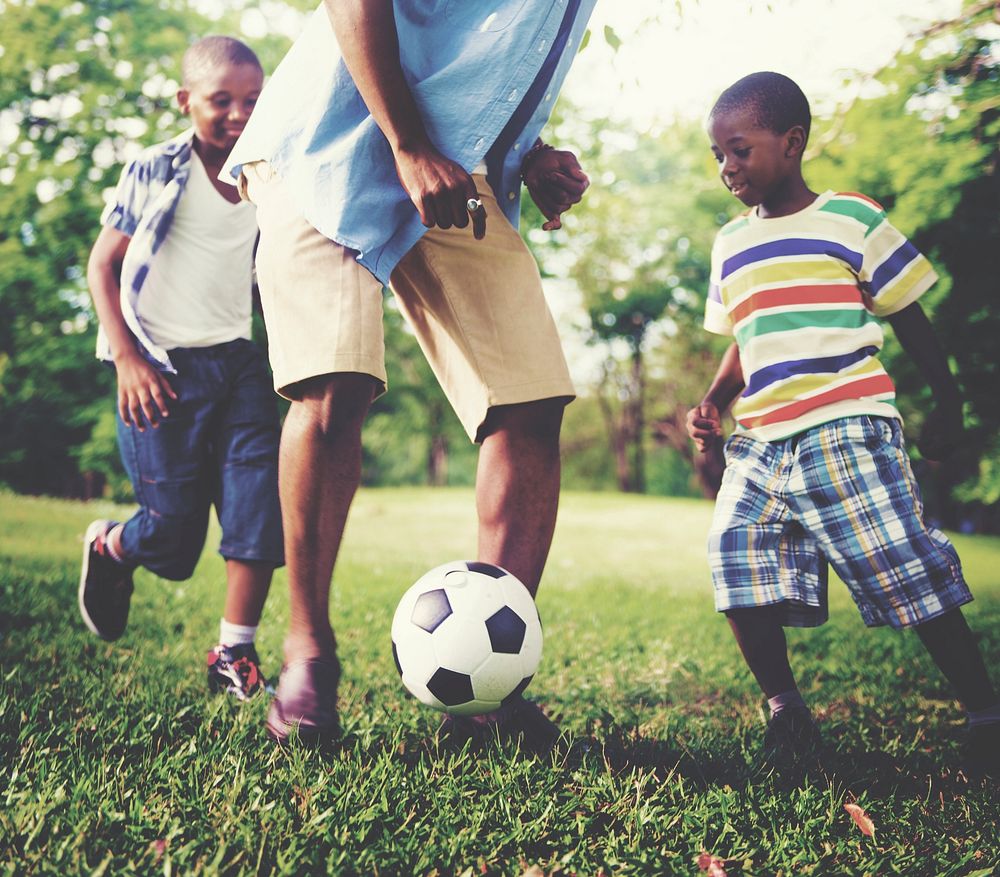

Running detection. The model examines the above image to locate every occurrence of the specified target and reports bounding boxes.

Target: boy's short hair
[710,72,811,141]
[182,35,262,87]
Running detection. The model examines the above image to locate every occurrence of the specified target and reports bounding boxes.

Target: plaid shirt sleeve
[101,158,149,238]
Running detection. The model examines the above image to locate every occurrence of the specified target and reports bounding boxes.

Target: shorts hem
[865,589,974,630]
[274,356,388,401]
[714,594,828,628]
[218,544,285,568]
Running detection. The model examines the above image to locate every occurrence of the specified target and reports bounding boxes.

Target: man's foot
[78,520,134,642]
[438,696,562,755]
[962,723,1000,779]
[207,643,269,701]
[266,656,341,745]
[760,706,823,772]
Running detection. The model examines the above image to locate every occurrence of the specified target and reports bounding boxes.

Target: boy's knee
[137,513,206,580]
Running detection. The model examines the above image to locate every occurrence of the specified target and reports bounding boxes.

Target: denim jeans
[116,339,284,579]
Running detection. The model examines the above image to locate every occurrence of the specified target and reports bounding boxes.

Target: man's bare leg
[475,398,566,597]
[278,373,378,665]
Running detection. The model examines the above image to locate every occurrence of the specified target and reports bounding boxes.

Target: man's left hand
[523,148,589,231]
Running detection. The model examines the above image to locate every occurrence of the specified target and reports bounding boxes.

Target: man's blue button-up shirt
[226,0,596,285]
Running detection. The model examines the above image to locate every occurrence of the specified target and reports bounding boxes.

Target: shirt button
[507,89,518,101]
[513,142,520,151]
[545,92,552,102]
[508,191,516,201]
[474,137,485,150]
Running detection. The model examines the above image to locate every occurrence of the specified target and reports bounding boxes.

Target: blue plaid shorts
[708,415,972,629]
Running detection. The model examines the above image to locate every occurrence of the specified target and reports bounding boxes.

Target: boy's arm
[885,301,962,461]
[324,0,484,239]
[686,342,744,452]
[87,226,177,431]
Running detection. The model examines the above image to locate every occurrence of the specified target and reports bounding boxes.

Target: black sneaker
[761,706,823,772]
[439,696,562,755]
[207,643,269,701]
[962,722,1000,779]
[78,519,134,642]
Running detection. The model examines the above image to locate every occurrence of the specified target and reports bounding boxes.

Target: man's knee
[479,397,568,443]
[289,373,380,442]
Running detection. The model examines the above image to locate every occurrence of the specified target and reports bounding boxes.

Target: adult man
[227,0,597,746]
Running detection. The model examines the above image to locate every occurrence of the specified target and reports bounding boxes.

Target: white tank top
[137,152,258,350]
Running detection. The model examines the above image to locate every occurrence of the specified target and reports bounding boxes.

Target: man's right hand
[394,144,486,240]
[114,349,177,430]
[686,401,723,453]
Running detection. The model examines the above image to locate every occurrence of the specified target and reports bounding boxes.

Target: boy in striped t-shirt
[687,72,998,777]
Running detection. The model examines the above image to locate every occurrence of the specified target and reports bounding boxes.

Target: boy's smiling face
[177,61,262,159]
[708,108,804,213]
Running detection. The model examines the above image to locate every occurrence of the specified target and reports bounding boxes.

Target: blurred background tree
[1,0,998,531]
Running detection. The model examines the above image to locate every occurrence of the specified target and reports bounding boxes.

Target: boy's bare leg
[914,608,998,710]
[222,559,273,626]
[475,399,565,597]
[725,605,799,698]
[279,373,377,664]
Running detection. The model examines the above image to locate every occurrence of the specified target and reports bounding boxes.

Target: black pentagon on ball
[391,641,403,677]
[485,605,526,654]
[465,561,507,578]
[411,588,452,633]
[427,667,475,706]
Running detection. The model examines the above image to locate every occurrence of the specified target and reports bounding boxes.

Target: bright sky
[565,0,964,126]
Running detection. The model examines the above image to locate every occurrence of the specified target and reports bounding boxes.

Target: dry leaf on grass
[520,866,547,877]
[844,802,876,837]
[697,851,728,877]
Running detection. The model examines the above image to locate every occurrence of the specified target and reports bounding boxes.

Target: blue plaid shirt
[225,0,596,285]
[96,129,199,373]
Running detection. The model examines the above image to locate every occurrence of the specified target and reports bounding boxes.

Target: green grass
[1,488,998,876]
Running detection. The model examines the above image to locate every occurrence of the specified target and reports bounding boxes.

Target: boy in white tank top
[79,36,283,702]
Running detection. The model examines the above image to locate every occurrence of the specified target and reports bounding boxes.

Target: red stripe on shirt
[739,374,897,430]
[840,191,884,211]
[730,283,862,325]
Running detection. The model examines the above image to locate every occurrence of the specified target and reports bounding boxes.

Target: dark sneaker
[760,706,823,772]
[207,643,269,701]
[78,519,134,641]
[439,696,562,755]
[962,722,1000,779]
[266,657,341,745]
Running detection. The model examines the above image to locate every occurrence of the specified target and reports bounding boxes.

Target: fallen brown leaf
[697,851,728,877]
[844,802,876,838]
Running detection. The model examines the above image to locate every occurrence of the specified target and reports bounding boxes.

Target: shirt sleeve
[703,235,733,336]
[859,210,937,317]
[100,158,145,237]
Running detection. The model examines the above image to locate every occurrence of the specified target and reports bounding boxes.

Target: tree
[526,113,732,495]
[809,0,1000,529]
[0,0,306,495]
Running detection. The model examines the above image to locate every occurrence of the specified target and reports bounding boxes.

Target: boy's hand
[115,350,177,431]
[917,400,963,462]
[394,143,486,239]
[687,401,723,452]
[522,148,589,231]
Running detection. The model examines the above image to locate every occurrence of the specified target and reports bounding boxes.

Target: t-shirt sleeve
[100,158,145,237]
[859,209,937,317]
[703,236,733,336]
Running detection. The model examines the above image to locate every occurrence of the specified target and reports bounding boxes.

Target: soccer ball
[390,561,543,716]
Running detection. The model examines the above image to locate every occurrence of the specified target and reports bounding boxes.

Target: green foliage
[3,490,1000,875]
[808,0,1000,526]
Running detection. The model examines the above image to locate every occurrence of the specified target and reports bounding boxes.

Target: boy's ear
[176,88,191,115]
[784,125,807,159]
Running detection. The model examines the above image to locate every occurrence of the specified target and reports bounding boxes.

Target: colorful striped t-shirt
[704,190,937,442]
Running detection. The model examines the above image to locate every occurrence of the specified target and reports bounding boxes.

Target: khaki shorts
[242,161,575,441]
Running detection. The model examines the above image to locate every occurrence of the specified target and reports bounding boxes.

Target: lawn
[1,488,998,876]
